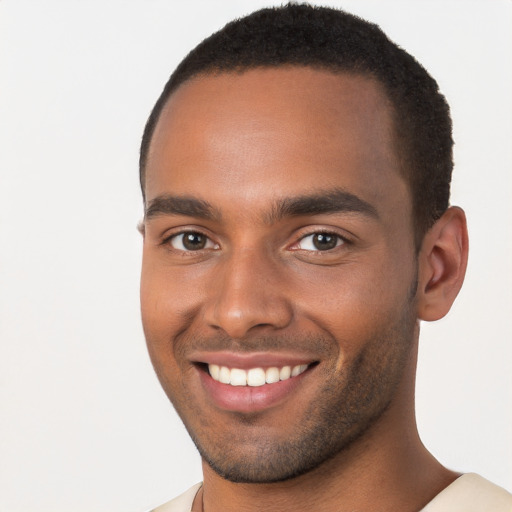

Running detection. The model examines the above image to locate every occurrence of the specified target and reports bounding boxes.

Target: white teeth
[279,366,291,380]
[208,363,309,386]
[209,364,220,380]
[219,366,231,384]
[265,367,280,384]
[230,368,247,386]
[291,364,308,377]
[247,368,266,387]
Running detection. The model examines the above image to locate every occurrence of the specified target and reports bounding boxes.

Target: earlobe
[417,206,469,321]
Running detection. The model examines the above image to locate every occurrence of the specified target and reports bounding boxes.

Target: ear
[137,220,145,238]
[417,206,469,321]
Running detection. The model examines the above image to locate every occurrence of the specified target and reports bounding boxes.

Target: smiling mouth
[207,363,311,387]
[193,357,319,412]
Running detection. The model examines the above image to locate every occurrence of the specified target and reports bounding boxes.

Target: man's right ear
[137,220,145,238]
[416,206,469,322]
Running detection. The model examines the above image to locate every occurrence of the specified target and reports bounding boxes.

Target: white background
[0,1,511,511]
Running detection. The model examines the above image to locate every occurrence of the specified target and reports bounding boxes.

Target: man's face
[141,68,419,483]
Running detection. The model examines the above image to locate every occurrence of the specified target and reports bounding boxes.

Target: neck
[198,343,458,512]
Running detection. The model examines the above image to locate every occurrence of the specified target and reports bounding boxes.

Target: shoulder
[148,483,202,512]
[421,473,512,512]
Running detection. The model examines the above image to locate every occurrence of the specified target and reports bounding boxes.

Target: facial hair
[162,293,418,484]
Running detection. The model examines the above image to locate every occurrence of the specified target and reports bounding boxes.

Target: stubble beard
[168,297,418,484]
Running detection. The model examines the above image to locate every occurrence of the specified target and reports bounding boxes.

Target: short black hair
[140,3,453,243]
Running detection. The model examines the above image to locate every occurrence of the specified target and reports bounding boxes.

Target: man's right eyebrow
[145,195,219,221]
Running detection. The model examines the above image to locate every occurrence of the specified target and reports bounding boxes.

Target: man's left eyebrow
[267,189,379,223]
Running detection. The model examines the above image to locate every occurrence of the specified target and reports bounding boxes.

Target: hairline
[141,64,413,198]
[141,64,424,248]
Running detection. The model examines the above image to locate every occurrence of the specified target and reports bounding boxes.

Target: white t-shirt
[419,473,512,511]
[150,474,512,512]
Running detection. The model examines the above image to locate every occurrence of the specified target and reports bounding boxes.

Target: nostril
[203,277,294,338]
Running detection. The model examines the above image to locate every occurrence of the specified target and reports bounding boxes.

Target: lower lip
[199,367,311,413]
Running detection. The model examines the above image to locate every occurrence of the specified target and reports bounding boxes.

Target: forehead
[145,67,409,220]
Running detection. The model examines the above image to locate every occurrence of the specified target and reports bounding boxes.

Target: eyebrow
[266,188,379,223]
[145,195,219,221]
[144,188,378,224]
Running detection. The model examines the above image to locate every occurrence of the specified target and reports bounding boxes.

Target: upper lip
[189,350,317,369]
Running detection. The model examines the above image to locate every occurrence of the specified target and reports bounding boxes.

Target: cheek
[140,261,183,381]
[140,254,207,337]
[140,262,190,393]
[291,254,416,347]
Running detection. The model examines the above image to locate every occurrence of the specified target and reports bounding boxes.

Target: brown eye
[183,233,206,250]
[296,232,343,251]
[169,232,217,251]
[312,233,338,250]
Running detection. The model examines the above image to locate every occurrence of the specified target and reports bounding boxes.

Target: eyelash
[290,230,349,253]
[161,228,350,254]
[161,230,219,252]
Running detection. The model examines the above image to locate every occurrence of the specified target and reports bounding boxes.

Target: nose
[203,247,293,339]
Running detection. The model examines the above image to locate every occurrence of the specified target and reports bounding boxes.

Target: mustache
[174,330,336,359]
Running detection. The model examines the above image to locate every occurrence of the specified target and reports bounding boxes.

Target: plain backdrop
[0,1,511,511]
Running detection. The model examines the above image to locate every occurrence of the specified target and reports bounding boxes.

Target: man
[138,4,512,511]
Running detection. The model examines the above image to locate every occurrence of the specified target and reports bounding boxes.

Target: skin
[140,68,468,511]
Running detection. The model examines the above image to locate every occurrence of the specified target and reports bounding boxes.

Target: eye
[295,232,344,251]
[168,231,218,251]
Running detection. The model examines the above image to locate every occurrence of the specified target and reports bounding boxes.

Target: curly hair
[140,3,453,243]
